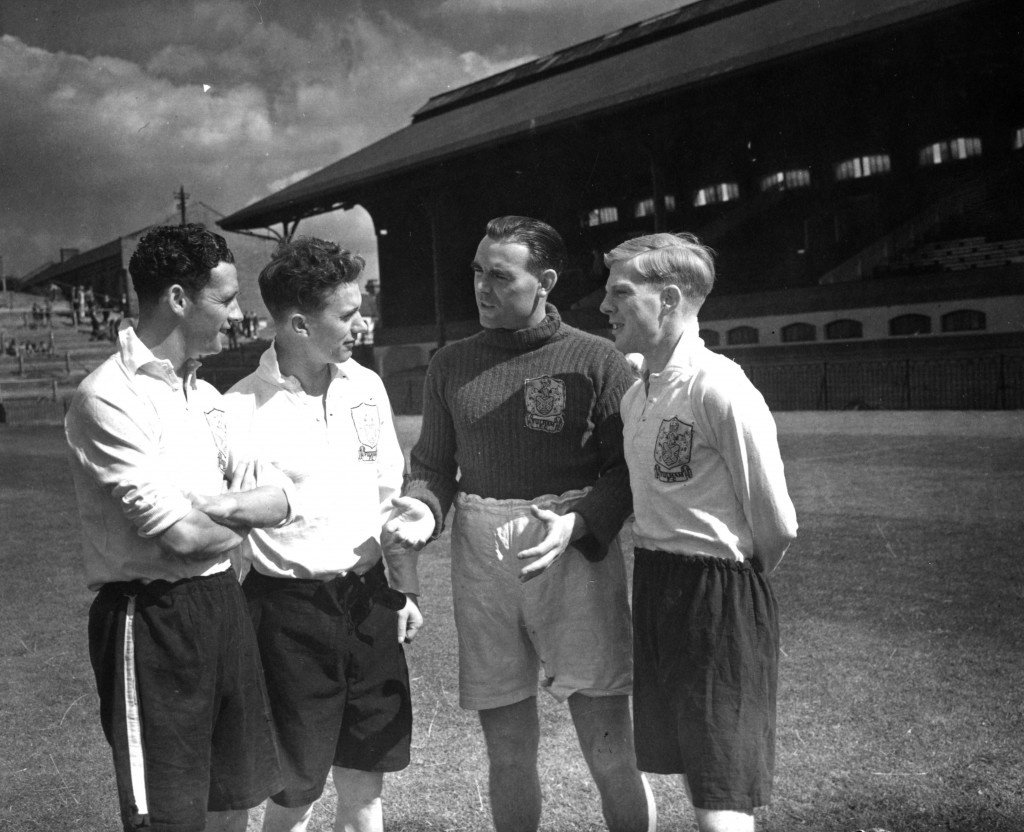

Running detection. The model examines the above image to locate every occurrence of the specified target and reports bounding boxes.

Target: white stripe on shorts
[123,596,149,816]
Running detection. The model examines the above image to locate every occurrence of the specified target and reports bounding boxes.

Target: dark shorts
[89,569,282,832]
[632,549,779,812]
[243,561,413,808]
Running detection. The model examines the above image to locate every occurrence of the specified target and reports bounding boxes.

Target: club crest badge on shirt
[204,407,229,474]
[654,417,693,482]
[524,375,565,433]
[350,402,380,461]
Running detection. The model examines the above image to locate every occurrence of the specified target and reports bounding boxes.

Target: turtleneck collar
[478,303,562,351]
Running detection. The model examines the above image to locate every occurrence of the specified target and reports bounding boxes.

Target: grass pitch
[1,412,1022,831]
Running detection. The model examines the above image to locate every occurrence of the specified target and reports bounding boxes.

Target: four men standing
[67,220,795,832]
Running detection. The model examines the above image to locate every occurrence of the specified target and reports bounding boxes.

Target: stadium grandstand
[213,0,1023,411]
[16,229,150,319]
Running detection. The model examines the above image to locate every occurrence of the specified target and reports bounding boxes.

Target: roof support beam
[640,125,678,233]
[424,193,448,349]
[222,218,302,245]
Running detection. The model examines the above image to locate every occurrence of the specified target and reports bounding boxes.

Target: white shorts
[450,488,633,710]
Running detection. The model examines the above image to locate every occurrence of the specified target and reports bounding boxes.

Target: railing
[744,353,1024,411]
[0,377,61,401]
[0,350,75,377]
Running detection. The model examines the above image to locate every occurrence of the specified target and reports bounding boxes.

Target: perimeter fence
[744,352,1024,410]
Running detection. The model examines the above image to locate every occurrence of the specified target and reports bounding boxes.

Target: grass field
[1,412,1023,831]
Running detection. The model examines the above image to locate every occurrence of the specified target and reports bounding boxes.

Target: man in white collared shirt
[600,233,798,832]
[224,237,421,832]
[66,224,292,832]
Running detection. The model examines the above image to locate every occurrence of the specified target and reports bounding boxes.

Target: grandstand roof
[19,224,153,289]
[20,238,123,290]
[219,0,973,232]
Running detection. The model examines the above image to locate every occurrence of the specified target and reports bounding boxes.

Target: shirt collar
[256,340,345,392]
[119,326,196,391]
[647,328,705,383]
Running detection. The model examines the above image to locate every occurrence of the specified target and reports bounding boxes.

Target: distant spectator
[5,338,17,357]
[108,309,123,342]
[244,309,260,338]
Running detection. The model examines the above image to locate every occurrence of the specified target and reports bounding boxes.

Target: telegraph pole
[175,185,190,225]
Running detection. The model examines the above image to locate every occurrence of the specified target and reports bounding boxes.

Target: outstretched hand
[384,496,435,550]
[517,506,582,582]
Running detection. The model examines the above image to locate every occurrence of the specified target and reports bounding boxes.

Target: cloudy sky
[0,0,687,310]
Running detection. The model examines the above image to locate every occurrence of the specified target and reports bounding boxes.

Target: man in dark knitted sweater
[386,217,655,832]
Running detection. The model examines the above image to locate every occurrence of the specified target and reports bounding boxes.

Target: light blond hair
[604,232,715,303]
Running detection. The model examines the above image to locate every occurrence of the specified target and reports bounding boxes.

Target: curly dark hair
[258,236,365,319]
[128,224,234,306]
[485,215,567,276]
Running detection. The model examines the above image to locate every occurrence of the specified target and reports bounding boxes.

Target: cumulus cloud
[0,2,529,300]
[437,0,690,15]
[439,0,582,10]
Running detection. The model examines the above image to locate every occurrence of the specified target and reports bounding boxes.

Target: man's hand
[384,497,435,549]
[517,507,585,581]
[397,594,423,644]
[227,459,261,492]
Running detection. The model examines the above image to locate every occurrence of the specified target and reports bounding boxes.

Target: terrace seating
[0,292,118,405]
[890,236,1024,273]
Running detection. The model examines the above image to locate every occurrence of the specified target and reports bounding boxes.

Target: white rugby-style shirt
[67,328,244,590]
[621,331,797,573]
[225,343,418,593]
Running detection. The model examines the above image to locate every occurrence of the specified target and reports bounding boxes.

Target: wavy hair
[258,236,365,319]
[128,224,234,305]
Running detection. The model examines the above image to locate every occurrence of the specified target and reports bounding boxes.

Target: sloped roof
[19,224,154,289]
[20,238,123,289]
[219,0,971,232]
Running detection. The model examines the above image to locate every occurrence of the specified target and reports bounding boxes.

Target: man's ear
[289,312,309,337]
[537,268,558,297]
[168,284,188,317]
[661,283,684,311]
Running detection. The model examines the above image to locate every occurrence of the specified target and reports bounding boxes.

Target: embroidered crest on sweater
[350,402,380,461]
[654,417,693,482]
[204,407,229,474]
[524,375,565,433]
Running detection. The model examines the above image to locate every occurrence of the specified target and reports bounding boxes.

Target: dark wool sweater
[405,305,636,556]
